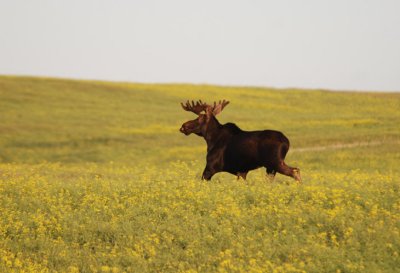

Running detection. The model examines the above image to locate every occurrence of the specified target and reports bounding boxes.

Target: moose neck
[203,116,222,151]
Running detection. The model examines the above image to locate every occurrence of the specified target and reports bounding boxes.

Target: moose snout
[180,125,187,135]
[180,124,192,135]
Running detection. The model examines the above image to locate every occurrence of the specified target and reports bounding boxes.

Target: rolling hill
[1,76,399,272]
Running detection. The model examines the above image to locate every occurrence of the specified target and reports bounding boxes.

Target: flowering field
[1,76,399,272]
[1,163,399,272]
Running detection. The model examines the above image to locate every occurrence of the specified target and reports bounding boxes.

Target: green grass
[0,76,399,272]
[1,75,399,166]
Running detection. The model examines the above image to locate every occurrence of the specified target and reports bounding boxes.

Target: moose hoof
[293,169,302,184]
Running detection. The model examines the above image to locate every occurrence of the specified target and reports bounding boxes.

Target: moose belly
[223,141,262,172]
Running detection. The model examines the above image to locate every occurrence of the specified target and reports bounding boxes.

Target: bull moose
[179,100,301,183]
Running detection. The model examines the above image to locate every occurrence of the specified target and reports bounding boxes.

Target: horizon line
[1,73,399,94]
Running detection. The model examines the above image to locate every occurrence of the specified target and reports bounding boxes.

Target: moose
[179,100,301,183]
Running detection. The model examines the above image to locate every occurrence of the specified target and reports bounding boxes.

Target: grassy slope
[0,75,399,170]
[1,76,399,272]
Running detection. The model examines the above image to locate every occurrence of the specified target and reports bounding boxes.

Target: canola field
[0,76,399,272]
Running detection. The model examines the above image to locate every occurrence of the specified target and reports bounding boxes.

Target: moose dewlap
[180,100,301,182]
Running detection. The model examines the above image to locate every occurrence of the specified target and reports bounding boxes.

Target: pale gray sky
[1,0,399,91]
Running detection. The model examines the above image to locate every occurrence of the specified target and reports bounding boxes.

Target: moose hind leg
[276,161,302,183]
[266,168,276,182]
[237,172,248,180]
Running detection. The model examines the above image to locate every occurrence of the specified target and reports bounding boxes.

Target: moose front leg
[202,166,217,181]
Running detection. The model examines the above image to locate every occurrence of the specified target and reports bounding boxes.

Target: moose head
[179,100,230,136]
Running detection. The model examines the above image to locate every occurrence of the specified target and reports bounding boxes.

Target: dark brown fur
[180,100,301,182]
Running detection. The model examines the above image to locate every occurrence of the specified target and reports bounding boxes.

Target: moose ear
[205,106,213,119]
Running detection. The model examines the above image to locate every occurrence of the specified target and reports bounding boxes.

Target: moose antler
[211,100,230,115]
[181,100,209,114]
[181,99,230,115]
